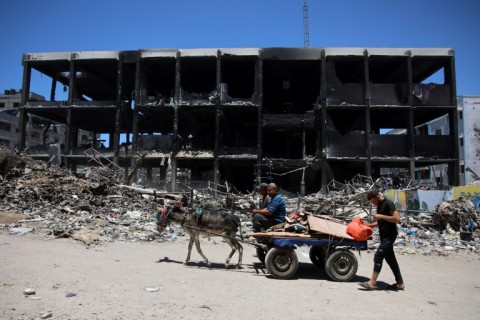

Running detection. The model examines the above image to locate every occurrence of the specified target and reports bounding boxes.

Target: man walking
[359,190,405,291]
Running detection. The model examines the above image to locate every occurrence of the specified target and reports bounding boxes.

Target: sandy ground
[1,231,479,320]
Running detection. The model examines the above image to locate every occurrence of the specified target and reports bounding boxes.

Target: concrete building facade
[17,48,459,193]
[1,89,97,164]
[0,90,49,149]
[458,96,480,185]
[409,96,480,187]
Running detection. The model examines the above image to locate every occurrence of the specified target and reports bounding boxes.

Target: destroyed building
[1,89,97,155]
[17,48,459,193]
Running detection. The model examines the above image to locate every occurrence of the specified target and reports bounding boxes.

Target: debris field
[1,145,479,255]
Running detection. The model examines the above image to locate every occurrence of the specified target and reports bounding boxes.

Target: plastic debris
[23,288,36,295]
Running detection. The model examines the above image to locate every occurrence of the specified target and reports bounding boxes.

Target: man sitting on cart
[251,182,271,212]
[251,183,286,232]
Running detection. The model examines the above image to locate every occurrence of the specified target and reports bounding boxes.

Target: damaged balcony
[262,101,317,170]
[219,159,257,192]
[326,108,367,159]
[370,107,410,159]
[262,122,318,194]
[219,108,257,158]
[327,160,368,184]
[176,107,215,159]
[366,48,454,107]
[174,158,216,191]
[137,50,177,107]
[263,127,316,159]
[70,52,119,106]
[136,106,174,156]
[411,51,454,106]
[220,49,259,106]
[371,160,411,181]
[413,108,456,160]
[368,52,409,106]
[262,48,320,115]
[218,50,259,159]
[135,50,177,158]
[23,116,67,160]
[325,49,365,106]
[179,50,217,106]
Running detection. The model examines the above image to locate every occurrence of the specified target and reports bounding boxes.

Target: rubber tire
[309,246,328,268]
[256,247,267,265]
[325,249,358,282]
[265,248,299,279]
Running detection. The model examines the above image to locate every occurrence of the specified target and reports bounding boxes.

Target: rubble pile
[0,146,173,244]
[432,199,478,232]
[303,190,370,219]
[1,145,479,254]
[379,224,480,256]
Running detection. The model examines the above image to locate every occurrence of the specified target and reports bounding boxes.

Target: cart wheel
[265,248,299,279]
[325,249,358,282]
[256,247,267,265]
[309,246,328,268]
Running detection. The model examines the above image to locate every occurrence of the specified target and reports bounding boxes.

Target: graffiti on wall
[383,187,480,214]
[452,185,480,209]
[384,189,445,214]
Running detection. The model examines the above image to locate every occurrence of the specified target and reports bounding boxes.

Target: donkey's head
[156,198,190,233]
[156,206,171,233]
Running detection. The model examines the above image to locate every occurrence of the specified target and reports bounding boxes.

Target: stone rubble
[1,145,479,255]
[0,145,179,245]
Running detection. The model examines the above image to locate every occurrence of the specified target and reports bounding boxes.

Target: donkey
[157,202,243,268]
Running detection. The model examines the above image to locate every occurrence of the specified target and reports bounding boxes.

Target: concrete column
[256,51,264,186]
[18,61,31,150]
[320,49,328,193]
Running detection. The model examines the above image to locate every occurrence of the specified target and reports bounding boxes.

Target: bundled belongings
[261,213,367,241]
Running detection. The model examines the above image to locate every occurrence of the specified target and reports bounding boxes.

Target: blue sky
[1,0,479,96]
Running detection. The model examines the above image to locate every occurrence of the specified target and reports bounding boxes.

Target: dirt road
[1,232,479,320]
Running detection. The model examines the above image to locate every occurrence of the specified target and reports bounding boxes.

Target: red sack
[346,218,373,241]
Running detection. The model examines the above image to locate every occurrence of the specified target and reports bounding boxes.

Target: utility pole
[303,1,310,48]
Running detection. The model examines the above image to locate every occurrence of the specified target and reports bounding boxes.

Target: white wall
[462,96,480,184]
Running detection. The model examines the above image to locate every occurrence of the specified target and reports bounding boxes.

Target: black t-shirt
[376,198,398,239]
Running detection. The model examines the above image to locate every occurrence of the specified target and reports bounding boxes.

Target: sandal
[387,283,405,291]
[358,281,376,291]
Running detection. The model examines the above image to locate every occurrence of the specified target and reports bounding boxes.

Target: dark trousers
[373,235,404,284]
[252,214,277,232]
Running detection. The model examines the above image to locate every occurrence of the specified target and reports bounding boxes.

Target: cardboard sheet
[307,215,354,240]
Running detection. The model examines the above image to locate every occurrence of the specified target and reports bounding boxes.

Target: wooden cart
[251,215,367,280]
